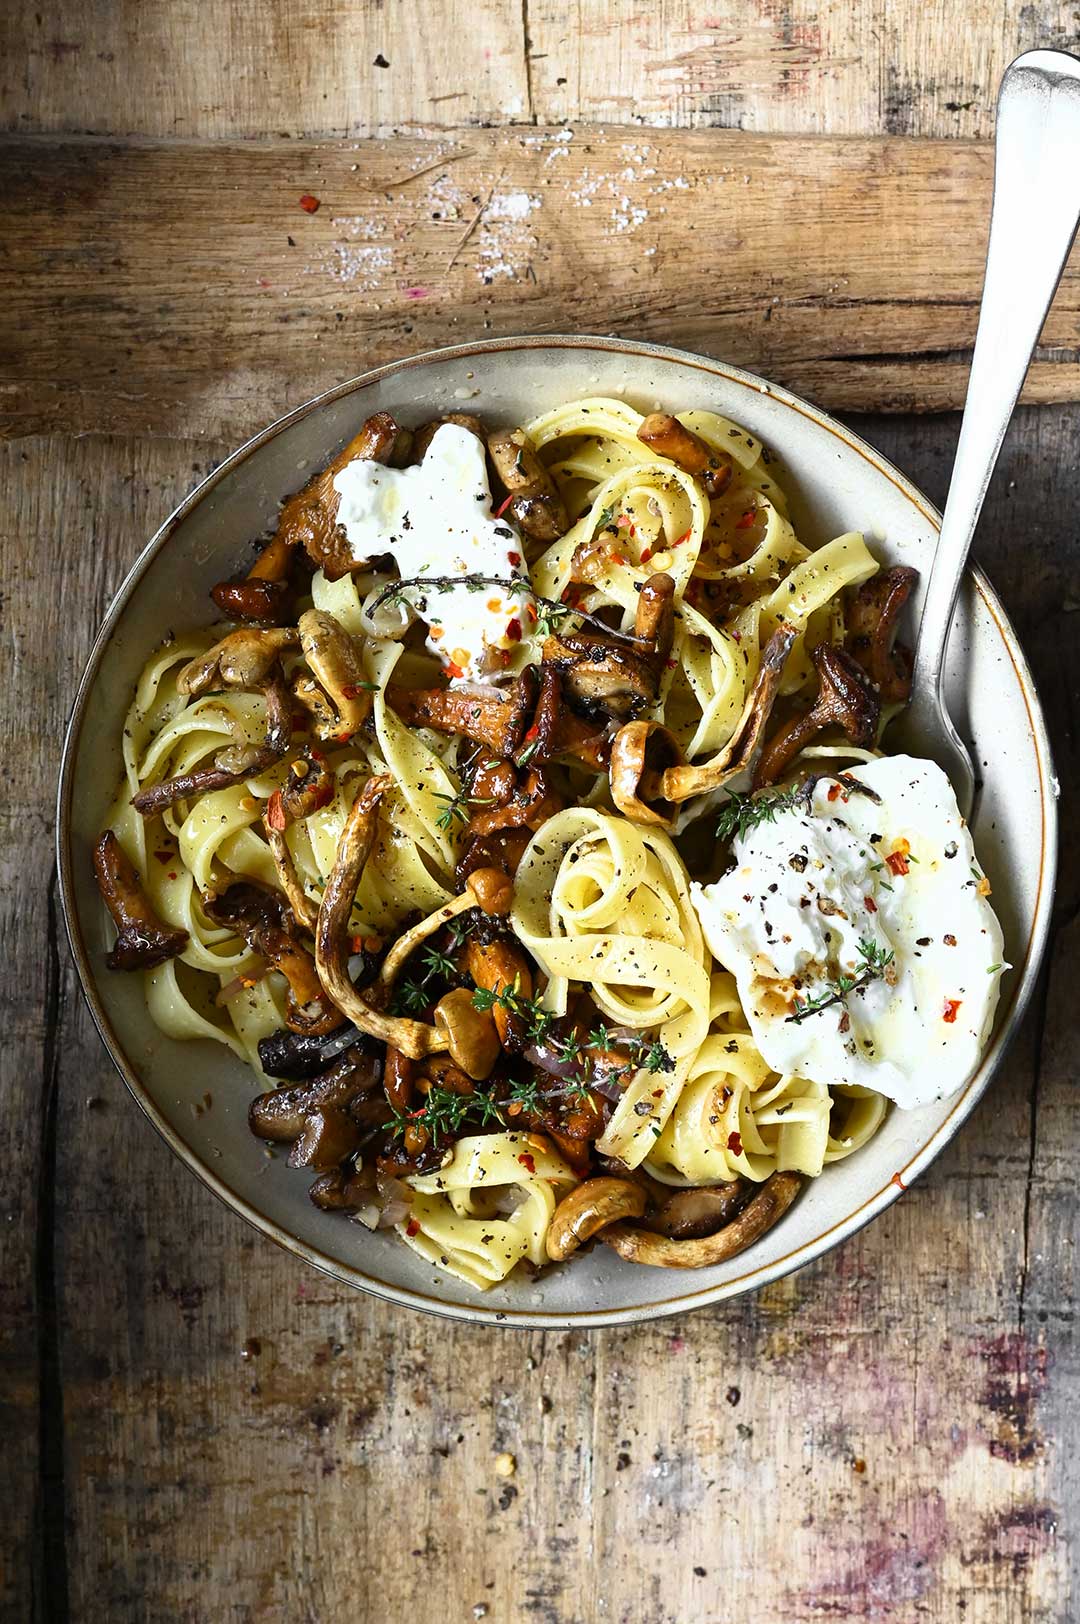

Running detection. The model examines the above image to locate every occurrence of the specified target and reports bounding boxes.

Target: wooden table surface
[5,6,1079,1621]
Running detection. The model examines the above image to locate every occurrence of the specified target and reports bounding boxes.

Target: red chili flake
[445,660,464,680]
[153,847,172,864]
[167,871,178,881]
[299,193,320,213]
[727,1131,743,1156]
[629,524,637,539]
[735,508,757,529]
[405,1218,421,1237]
[525,603,538,622]
[517,1152,536,1174]
[616,513,631,528]
[674,529,691,546]
[885,849,910,877]
[266,791,287,832]
[309,747,325,762]
[864,896,878,913]
[891,1171,907,1191]
[827,783,842,802]
[506,617,522,642]
[730,628,741,642]
[341,683,365,700]
[350,935,363,954]
[494,492,515,518]
[497,650,513,667]
[508,551,522,566]
[639,547,653,563]
[664,657,677,670]
[943,998,962,1024]
[523,723,540,741]
[336,729,351,743]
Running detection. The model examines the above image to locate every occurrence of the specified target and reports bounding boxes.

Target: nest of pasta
[93,397,912,1291]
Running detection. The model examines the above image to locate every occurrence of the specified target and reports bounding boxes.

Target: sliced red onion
[377,1198,412,1229]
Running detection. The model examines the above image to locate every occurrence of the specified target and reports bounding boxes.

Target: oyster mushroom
[546,1177,648,1261]
[314,776,449,1060]
[637,413,734,496]
[608,622,796,825]
[263,753,336,934]
[602,1170,802,1267]
[846,564,918,703]
[205,882,342,1034]
[388,667,539,758]
[753,643,881,788]
[92,832,189,970]
[274,410,407,581]
[488,427,569,543]
[175,627,300,697]
[297,609,372,741]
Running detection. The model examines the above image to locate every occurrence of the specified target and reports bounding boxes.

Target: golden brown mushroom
[248,1047,382,1140]
[637,413,734,496]
[753,643,880,788]
[388,667,538,757]
[274,410,406,581]
[609,622,796,824]
[176,627,300,697]
[488,427,569,543]
[297,609,372,741]
[263,753,337,933]
[411,413,485,462]
[92,832,189,971]
[314,776,449,1060]
[542,570,675,723]
[466,937,533,1049]
[642,1181,750,1239]
[373,868,512,1001]
[846,564,918,704]
[432,988,502,1080]
[288,1107,361,1170]
[602,1170,802,1268]
[546,1177,648,1261]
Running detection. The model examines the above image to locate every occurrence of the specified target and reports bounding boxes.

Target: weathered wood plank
[4,0,1078,141]
[1,410,1069,1619]
[4,128,1080,445]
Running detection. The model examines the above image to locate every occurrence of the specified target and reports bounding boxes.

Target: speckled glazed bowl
[58,336,1056,1327]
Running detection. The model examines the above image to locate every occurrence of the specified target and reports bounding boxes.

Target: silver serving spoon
[890,49,1080,815]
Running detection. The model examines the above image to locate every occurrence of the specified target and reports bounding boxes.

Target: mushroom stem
[93,832,189,971]
[314,776,448,1059]
[374,891,476,998]
[636,413,734,496]
[753,643,881,789]
[601,1170,802,1268]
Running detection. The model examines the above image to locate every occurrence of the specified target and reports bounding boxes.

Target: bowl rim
[56,333,1058,1329]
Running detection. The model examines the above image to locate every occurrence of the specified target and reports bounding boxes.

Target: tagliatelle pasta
[93,393,919,1291]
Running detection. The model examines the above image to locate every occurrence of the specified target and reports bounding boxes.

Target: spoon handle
[910,49,1080,705]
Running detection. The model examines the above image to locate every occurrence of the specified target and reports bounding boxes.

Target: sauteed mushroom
[602,1170,802,1267]
[609,622,796,824]
[309,1166,372,1211]
[846,564,918,703]
[93,832,189,970]
[642,1181,750,1239]
[546,1177,648,1261]
[315,776,450,1059]
[754,643,880,788]
[248,1047,382,1141]
[488,427,569,543]
[274,410,407,581]
[542,571,675,723]
[205,882,342,1034]
[466,937,533,1048]
[257,1021,368,1081]
[432,988,502,1080]
[297,609,372,740]
[373,868,513,1000]
[412,412,485,461]
[263,752,336,933]
[465,767,562,838]
[388,667,538,757]
[176,627,300,697]
[637,413,734,496]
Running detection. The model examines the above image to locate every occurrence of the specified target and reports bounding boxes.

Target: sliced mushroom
[205,882,342,1034]
[754,643,881,788]
[274,411,406,581]
[263,753,337,933]
[488,427,568,543]
[309,1167,372,1211]
[176,627,300,697]
[637,413,734,496]
[602,1170,802,1267]
[388,667,538,757]
[546,1177,647,1261]
[412,413,485,462]
[455,827,533,886]
[846,565,918,703]
[257,1022,369,1081]
[432,988,501,1080]
[297,609,372,740]
[248,1047,382,1140]
[315,776,449,1059]
[288,1107,361,1170]
[641,1181,750,1239]
[466,937,533,1049]
[542,571,675,724]
[609,622,796,823]
[383,1046,416,1113]
[92,832,189,971]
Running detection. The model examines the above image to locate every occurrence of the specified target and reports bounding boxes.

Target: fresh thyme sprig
[370,574,648,648]
[384,1083,506,1145]
[715,782,811,843]
[786,939,896,1025]
[432,787,495,833]
[471,978,557,1045]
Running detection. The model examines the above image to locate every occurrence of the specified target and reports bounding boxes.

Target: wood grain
[4,128,1080,447]
[1,407,1073,1622]
[4,0,1079,141]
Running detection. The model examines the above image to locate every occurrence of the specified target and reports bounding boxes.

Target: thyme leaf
[786,939,896,1025]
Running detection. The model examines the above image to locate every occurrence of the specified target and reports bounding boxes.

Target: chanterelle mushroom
[542,570,676,723]
[754,642,881,788]
[274,411,407,581]
[93,832,189,970]
[846,564,918,704]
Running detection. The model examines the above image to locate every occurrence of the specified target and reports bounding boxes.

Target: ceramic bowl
[57,336,1057,1327]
